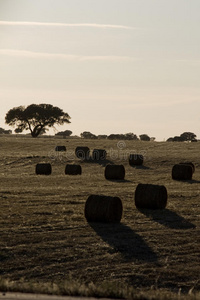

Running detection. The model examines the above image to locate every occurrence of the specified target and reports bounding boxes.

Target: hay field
[0,135,199,298]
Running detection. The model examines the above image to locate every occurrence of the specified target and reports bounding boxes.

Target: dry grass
[0,135,199,299]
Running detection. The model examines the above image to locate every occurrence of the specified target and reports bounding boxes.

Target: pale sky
[0,0,200,141]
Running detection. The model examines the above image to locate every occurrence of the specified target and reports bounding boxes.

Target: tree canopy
[107,133,138,140]
[5,104,71,137]
[180,132,196,141]
[55,130,73,137]
[0,127,12,134]
[80,131,98,139]
[139,134,150,141]
[167,132,197,142]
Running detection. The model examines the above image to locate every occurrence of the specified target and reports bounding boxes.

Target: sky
[0,0,200,141]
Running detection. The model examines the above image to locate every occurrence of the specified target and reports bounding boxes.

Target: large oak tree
[5,103,71,137]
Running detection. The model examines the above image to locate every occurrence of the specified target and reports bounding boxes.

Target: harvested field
[0,135,199,298]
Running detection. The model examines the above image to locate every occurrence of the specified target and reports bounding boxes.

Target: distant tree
[80,131,97,139]
[139,134,150,141]
[167,132,197,142]
[124,133,138,140]
[180,132,196,142]
[107,134,122,140]
[107,134,119,140]
[0,127,12,134]
[98,135,108,139]
[166,136,182,142]
[173,136,183,142]
[56,130,72,137]
[166,137,174,142]
[107,133,138,140]
[5,104,71,138]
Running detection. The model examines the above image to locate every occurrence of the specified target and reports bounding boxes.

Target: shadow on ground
[129,165,151,170]
[81,157,115,167]
[89,222,158,262]
[105,179,132,183]
[183,179,200,184]
[138,208,196,229]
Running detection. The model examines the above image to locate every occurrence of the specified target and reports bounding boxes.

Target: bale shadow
[81,157,115,167]
[89,222,158,262]
[106,179,132,183]
[184,179,200,184]
[130,165,151,170]
[138,208,195,229]
[172,178,200,184]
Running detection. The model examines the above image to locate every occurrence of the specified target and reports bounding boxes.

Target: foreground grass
[0,135,199,298]
[0,278,200,300]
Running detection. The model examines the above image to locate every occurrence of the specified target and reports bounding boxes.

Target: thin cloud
[0,49,136,62]
[0,49,78,60]
[0,20,135,30]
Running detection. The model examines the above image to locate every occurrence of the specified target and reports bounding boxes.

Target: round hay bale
[75,146,90,160]
[129,154,144,166]
[179,162,195,174]
[85,194,123,223]
[172,164,193,180]
[92,149,107,160]
[105,164,125,180]
[36,163,52,175]
[55,145,66,151]
[135,183,167,209]
[65,164,82,175]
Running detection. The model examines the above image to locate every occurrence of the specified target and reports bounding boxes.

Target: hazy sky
[0,0,200,140]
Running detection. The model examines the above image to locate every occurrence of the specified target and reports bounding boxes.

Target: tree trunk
[31,131,38,138]
[31,124,44,137]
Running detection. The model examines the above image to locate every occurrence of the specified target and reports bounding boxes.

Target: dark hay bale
[105,164,125,180]
[65,164,82,175]
[75,146,90,160]
[92,149,107,160]
[55,145,66,151]
[129,153,144,166]
[36,163,52,175]
[172,164,193,180]
[135,183,167,209]
[179,162,195,174]
[85,194,123,223]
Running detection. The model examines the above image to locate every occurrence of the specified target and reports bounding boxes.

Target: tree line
[80,131,154,141]
[0,103,198,142]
